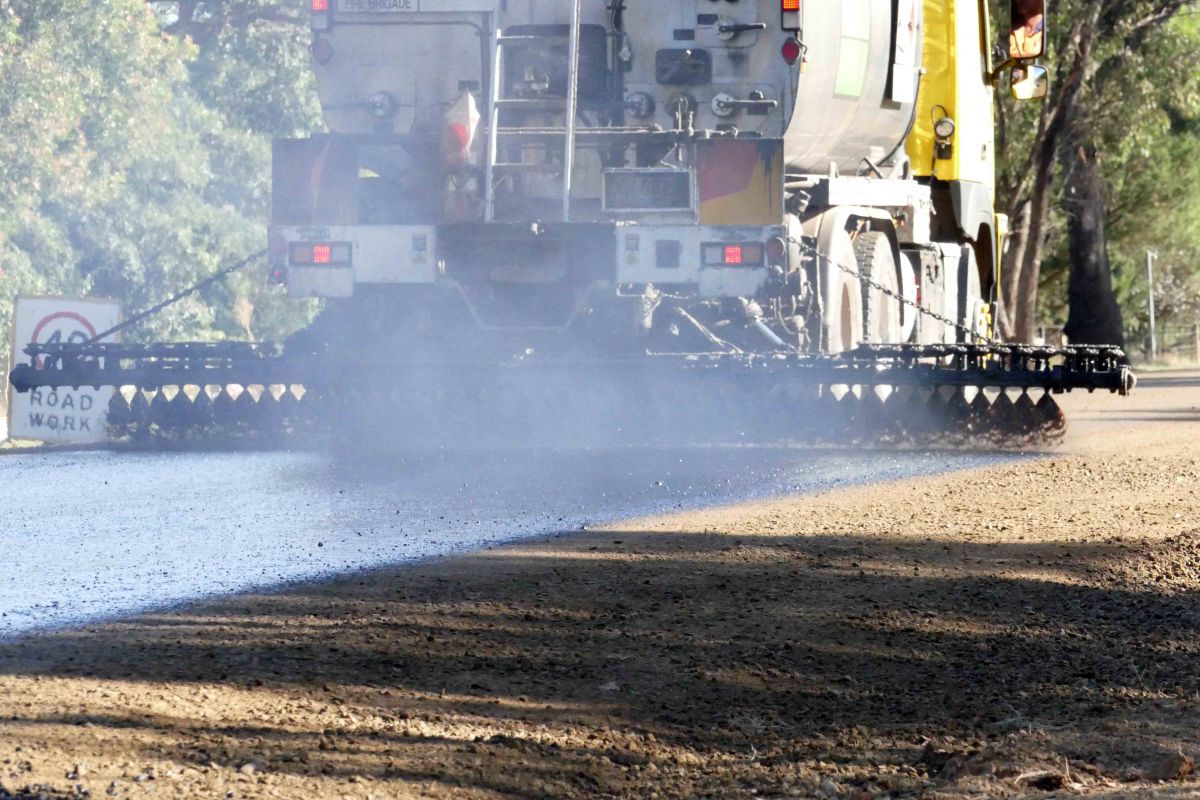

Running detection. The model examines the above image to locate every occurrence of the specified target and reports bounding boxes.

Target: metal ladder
[484,0,582,223]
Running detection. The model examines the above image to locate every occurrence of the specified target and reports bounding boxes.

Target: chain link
[85,250,268,345]
[788,235,994,345]
[75,234,987,351]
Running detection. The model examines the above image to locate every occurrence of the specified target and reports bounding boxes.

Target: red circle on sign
[30,312,100,369]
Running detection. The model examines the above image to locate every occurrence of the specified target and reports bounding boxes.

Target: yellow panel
[697,140,784,227]
[907,0,997,191]
[907,0,956,180]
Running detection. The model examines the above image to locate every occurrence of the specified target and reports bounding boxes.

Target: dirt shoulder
[1,374,1198,800]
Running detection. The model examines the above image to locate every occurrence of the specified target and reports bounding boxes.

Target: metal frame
[11,342,1135,397]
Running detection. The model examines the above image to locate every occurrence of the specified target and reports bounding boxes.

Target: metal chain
[76,235,986,350]
[85,250,268,345]
[788,236,994,345]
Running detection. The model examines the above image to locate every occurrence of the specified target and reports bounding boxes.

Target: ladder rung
[492,162,563,172]
[497,34,569,45]
[497,127,626,138]
[496,128,569,137]
[494,99,568,110]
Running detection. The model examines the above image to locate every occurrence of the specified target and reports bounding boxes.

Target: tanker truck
[8,0,1130,444]
[276,0,1031,354]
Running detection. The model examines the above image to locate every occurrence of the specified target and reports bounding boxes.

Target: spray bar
[10,342,1133,395]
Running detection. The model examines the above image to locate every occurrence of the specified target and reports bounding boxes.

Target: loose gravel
[0,372,1196,799]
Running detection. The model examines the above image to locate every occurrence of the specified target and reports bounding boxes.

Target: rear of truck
[270,0,803,336]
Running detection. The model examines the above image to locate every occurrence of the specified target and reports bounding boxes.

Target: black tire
[956,244,984,342]
[854,231,902,344]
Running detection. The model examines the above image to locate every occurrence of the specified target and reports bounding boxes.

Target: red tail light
[702,242,766,267]
[312,0,329,10]
[290,242,352,267]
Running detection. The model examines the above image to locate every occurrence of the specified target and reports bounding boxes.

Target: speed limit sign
[8,297,122,444]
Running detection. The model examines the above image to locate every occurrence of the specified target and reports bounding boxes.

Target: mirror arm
[991,57,1021,83]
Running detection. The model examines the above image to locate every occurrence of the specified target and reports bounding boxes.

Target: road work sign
[8,297,121,444]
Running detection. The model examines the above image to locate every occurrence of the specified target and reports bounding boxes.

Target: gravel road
[0,374,1194,800]
[0,445,1010,638]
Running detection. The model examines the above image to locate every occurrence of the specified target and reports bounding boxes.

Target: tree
[993,0,1198,344]
[1060,141,1125,345]
[0,0,319,371]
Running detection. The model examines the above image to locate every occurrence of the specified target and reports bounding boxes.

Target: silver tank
[311,0,921,176]
[783,0,922,172]
[620,0,922,174]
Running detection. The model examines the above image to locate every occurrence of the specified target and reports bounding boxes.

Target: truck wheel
[824,250,863,353]
[957,245,985,342]
[855,231,902,344]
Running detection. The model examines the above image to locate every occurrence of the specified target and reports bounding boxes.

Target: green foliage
[994,0,1200,334]
[0,0,319,373]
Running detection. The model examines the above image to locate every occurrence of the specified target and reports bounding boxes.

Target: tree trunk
[1062,142,1125,347]
[996,9,1101,342]
[998,101,1058,342]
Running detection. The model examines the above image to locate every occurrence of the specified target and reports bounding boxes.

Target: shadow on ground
[2,528,1199,798]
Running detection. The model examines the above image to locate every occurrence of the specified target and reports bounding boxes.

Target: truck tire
[815,214,862,353]
[825,259,863,352]
[957,245,985,342]
[854,231,902,344]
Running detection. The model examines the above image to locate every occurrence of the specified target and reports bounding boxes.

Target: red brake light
[312,0,329,10]
[289,242,352,266]
[702,242,766,267]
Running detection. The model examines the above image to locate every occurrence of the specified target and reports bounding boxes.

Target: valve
[716,16,768,41]
[711,92,779,117]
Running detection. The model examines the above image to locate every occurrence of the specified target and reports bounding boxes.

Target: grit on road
[0,443,1011,638]
[0,371,1196,800]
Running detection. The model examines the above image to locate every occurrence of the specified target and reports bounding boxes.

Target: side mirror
[1011,64,1049,100]
[1009,0,1046,60]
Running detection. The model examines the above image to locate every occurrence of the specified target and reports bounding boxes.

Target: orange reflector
[782,0,800,10]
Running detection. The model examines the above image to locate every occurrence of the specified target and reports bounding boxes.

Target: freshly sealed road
[0,445,1010,638]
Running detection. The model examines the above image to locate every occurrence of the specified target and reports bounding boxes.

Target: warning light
[311,0,331,31]
[289,242,352,267]
[703,242,767,267]
[781,0,801,31]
